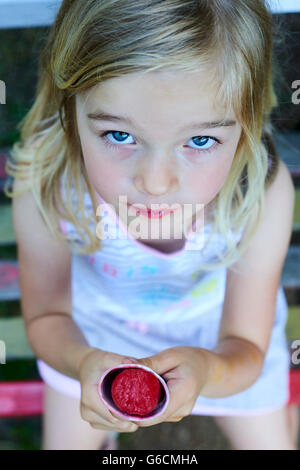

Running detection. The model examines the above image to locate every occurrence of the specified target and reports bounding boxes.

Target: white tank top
[59,183,244,325]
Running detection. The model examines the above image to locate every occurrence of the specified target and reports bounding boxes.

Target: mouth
[127,203,176,219]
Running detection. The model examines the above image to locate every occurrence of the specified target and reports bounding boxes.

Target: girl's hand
[131,346,208,427]
[78,348,139,433]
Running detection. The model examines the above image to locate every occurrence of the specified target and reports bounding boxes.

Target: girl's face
[76,70,242,244]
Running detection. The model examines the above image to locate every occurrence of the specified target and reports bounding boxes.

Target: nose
[133,152,179,197]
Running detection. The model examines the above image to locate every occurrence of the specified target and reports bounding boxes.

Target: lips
[127,203,175,219]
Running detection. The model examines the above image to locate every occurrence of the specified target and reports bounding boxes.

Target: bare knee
[286,404,300,449]
[42,384,109,450]
[213,407,298,450]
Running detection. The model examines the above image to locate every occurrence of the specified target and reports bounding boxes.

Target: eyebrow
[87,111,236,131]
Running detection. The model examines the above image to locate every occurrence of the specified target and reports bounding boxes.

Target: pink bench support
[288,369,300,406]
[0,381,44,417]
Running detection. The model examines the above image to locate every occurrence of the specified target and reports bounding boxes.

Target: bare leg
[42,384,111,450]
[213,406,297,450]
[286,404,299,449]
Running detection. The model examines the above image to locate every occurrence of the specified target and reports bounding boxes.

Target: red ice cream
[111,368,161,416]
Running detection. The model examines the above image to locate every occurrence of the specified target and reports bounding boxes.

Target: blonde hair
[5,0,283,271]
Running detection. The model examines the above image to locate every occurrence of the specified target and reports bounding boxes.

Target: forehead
[78,70,229,117]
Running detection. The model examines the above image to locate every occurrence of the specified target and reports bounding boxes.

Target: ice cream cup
[98,363,170,421]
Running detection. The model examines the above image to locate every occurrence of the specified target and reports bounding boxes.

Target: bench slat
[294,188,300,231]
[288,369,300,406]
[0,316,34,359]
[0,204,15,245]
[285,306,300,341]
[273,132,300,178]
[282,246,300,289]
[0,261,20,301]
[0,380,43,417]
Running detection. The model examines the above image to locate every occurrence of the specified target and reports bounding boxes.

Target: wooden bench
[0,131,300,416]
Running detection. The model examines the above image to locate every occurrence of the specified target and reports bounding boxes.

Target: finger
[131,416,162,428]
[163,405,191,422]
[90,422,139,433]
[87,409,139,432]
[168,415,185,423]
[136,407,189,427]
[81,399,139,430]
[79,350,122,383]
[86,382,142,427]
[136,348,181,376]
[136,384,193,428]
[81,385,122,425]
[84,408,138,432]
[82,407,116,429]
[81,399,119,426]
[101,350,129,369]
[131,397,186,428]
[164,400,194,422]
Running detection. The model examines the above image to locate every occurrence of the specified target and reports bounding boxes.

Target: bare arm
[13,177,94,380]
[26,314,95,380]
[195,337,264,398]
[197,159,295,398]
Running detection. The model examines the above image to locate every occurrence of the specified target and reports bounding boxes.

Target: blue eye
[103,131,134,146]
[99,130,221,154]
[188,136,217,151]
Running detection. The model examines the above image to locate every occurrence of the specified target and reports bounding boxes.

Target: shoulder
[237,157,295,276]
[264,156,295,235]
[265,156,294,206]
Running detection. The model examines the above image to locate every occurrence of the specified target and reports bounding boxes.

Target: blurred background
[0,3,300,450]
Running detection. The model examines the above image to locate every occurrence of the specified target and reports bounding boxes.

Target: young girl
[6,0,298,450]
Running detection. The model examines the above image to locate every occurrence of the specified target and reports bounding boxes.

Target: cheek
[81,141,123,199]
[188,158,233,204]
